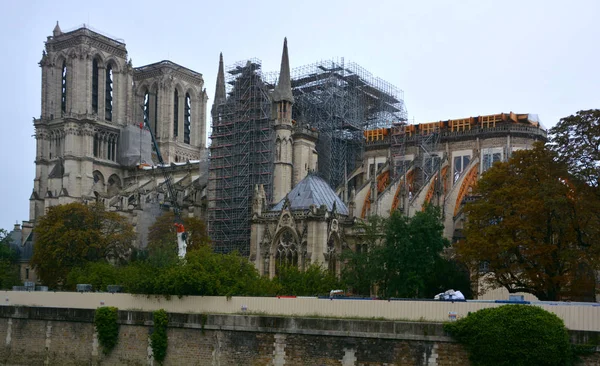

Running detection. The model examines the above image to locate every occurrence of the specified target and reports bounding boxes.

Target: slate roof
[271,174,348,215]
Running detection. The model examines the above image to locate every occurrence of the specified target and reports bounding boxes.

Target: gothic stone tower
[32,23,133,220]
[133,61,208,163]
[31,23,208,223]
[271,38,295,203]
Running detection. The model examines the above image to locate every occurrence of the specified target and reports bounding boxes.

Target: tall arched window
[275,230,298,275]
[92,59,99,113]
[173,90,179,137]
[184,93,191,144]
[154,90,159,136]
[143,90,150,127]
[105,64,113,121]
[61,61,67,113]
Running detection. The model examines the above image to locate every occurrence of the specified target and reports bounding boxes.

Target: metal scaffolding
[268,59,407,190]
[208,59,273,255]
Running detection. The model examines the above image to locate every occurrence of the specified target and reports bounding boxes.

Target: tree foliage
[380,206,449,298]
[549,109,600,187]
[341,216,385,296]
[31,203,135,288]
[456,142,600,300]
[0,229,21,289]
[275,264,340,296]
[342,208,453,299]
[444,305,572,366]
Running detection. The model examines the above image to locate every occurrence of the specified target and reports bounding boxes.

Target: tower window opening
[61,61,67,113]
[105,64,113,121]
[92,59,99,113]
[154,91,159,137]
[173,90,179,137]
[184,93,191,144]
[143,90,150,127]
[93,134,99,157]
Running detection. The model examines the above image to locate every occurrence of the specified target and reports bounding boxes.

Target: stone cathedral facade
[13,23,211,281]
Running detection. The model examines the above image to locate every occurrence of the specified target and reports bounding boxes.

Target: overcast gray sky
[1,0,598,231]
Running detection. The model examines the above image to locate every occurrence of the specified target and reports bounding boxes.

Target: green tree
[341,216,385,296]
[456,142,600,300]
[275,264,340,296]
[549,109,600,187]
[31,202,135,288]
[0,229,21,289]
[379,206,449,298]
[444,305,572,366]
[66,262,120,291]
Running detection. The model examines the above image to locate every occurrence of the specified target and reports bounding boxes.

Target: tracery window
[184,93,191,144]
[275,230,298,275]
[105,64,113,121]
[61,61,67,113]
[92,59,99,113]
[173,90,179,137]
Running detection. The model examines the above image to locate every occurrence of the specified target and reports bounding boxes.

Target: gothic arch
[173,83,184,96]
[91,53,105,67]
[104,57,122,73]
[92,170,106,193]
[51,52,68,67]
[107,174,122,196]
[271,227,301,276]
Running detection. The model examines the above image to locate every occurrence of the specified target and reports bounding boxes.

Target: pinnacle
[272,37,294,104]
[214,52,226,106]
[53,21,62,37]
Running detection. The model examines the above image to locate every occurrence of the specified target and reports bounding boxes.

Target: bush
[151,309,168,363]
[94,307,119,354]
[444,305,572,366]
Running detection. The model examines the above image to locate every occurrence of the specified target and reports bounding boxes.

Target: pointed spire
[53,21,62,37]
[272,38,294,104]
[214,52,226,106]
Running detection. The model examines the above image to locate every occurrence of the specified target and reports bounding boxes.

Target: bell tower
[31,22,132,221]
[272,38,295,203]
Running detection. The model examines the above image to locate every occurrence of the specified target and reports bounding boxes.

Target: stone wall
[0,306,597,366]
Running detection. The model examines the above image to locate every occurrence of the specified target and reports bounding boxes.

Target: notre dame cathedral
[10,22,548,291]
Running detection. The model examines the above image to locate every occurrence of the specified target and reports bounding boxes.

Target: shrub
[444,305,572,366]
[151,309,169,363]
[94,307,119,354]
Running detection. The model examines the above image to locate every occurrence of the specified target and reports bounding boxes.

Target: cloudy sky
[1,0,598,231]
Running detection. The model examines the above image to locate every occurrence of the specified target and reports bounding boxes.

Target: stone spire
[272,38,294,104]
[214,52,226,106]
[53,21,62,37]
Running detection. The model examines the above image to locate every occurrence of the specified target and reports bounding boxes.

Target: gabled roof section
[271,174,348,215]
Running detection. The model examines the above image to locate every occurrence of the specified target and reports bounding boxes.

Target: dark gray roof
[271,174,348,215]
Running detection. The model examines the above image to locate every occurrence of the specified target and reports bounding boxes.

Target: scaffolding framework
[269,59,407,190]
[208,59,273,255]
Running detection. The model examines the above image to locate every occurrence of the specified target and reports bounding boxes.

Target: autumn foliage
[31,202,135,288]
[456,142,600,301]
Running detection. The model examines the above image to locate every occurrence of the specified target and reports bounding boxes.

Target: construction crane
[140,109,187,259]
